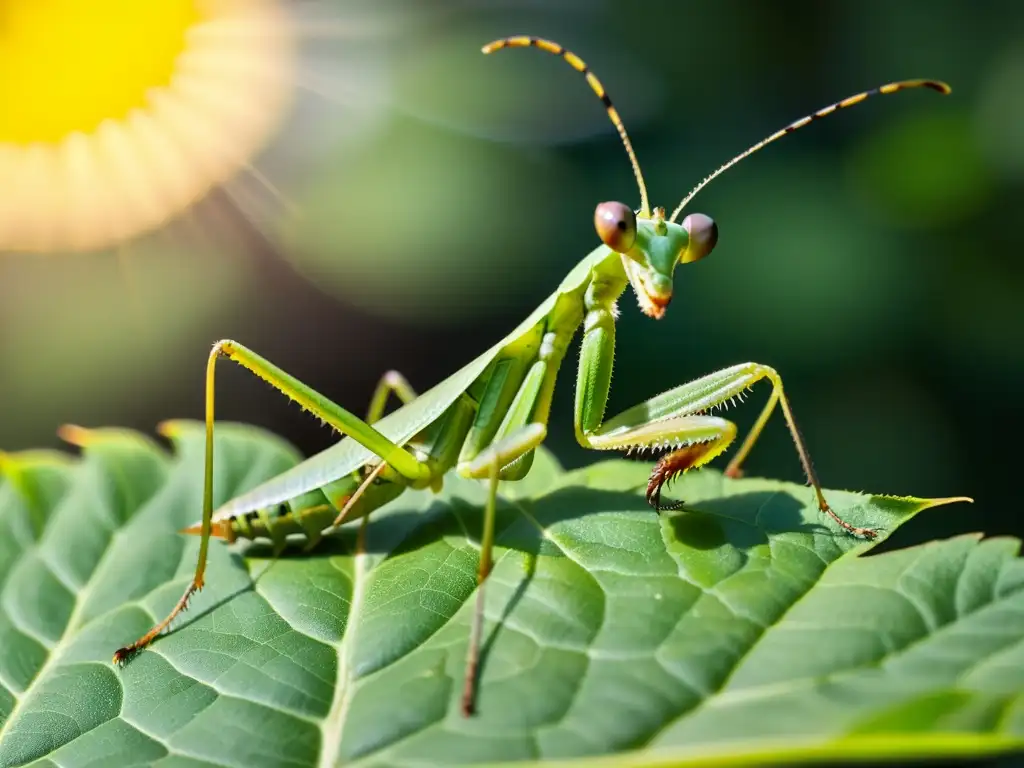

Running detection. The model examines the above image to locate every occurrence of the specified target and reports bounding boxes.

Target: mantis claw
[645,483,663,513]
[112,646,136,666]
[644,442,721,514]
[645,475,687,514]
[820,502,878,539]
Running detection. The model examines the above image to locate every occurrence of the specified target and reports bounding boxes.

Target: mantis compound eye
[680,213,718,263]
[595,201,637,253]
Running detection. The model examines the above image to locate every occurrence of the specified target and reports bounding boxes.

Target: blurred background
[0,0,1020,550]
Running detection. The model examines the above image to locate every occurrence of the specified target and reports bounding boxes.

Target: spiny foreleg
[572,300,876,538]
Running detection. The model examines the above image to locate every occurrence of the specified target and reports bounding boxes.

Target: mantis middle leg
[452,321,576,715]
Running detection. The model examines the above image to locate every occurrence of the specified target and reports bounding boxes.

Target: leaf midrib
[319,533,371,768]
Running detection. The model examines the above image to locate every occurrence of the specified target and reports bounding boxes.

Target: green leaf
[0,422,1019,768]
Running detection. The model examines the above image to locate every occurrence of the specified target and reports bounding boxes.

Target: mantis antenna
[669,79,951,223]
[483,36,651,218]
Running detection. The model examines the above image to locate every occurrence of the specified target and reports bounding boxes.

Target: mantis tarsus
[112,36,950,717]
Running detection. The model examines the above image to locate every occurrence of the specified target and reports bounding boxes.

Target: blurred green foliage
[0,0,1021,550]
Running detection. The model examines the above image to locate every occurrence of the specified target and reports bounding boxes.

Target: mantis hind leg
[113,347,432,664]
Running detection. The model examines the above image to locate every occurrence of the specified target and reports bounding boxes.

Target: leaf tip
[920,495,974,510]
[57,423,94,447]
[0,449,73,478]
[873,493,973,511]
[156,420,184,439]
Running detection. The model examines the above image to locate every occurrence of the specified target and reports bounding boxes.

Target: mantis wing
[209,293,563,520]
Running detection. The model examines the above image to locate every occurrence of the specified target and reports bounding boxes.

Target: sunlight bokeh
[0,0,295,252]
[0,0,1020,550]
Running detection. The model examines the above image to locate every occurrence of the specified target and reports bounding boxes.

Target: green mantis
[113,36,951,717]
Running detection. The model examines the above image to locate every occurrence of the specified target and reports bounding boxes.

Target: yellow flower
[0,0,295,252]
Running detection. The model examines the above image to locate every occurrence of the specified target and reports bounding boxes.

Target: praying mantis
[112,36,951,717]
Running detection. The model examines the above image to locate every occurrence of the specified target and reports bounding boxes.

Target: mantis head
[482,36,949,319]
[595,202,717,319]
